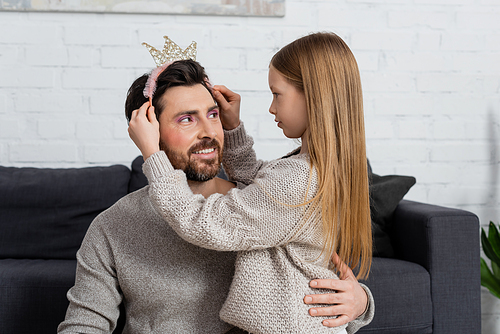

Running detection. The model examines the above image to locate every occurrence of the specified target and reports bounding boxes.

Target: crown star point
[143,35,197,67]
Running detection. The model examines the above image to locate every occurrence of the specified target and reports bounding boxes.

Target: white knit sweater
[142,124,374,334]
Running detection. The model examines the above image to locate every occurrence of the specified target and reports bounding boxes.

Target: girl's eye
[178,116,193,123]
[208,109,219,119]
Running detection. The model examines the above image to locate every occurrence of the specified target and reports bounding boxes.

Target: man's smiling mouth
[193,148,216,154]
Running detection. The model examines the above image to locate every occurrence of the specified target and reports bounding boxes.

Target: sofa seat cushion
[359,257,433,334]
[0,259,76,334]
[0,165,131,260]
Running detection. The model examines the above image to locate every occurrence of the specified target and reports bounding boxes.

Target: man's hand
[128,101,160,161]
[304,253,368,327]
[212,85,241,130]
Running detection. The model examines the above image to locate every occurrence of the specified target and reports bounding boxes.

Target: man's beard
[160,138,222,182]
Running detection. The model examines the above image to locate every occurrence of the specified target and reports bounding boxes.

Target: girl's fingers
[213,85,241,103]
[212,90,230,108]
[136,101,150,117]
[131,102,153,122]
[213,84,231,95]
[130,108,139,120]
[146,105,157,123]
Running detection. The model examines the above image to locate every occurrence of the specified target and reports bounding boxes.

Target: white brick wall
[1,1,499,331]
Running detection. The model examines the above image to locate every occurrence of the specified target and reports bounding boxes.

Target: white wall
[0,0,499,331]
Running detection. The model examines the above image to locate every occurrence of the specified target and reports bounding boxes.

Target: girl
[129,32,373,334]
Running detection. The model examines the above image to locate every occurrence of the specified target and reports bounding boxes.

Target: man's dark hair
[125,59,212,121]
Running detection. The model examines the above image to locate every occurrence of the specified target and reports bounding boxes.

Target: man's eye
[178,116,193,123]
[208,110,219,119]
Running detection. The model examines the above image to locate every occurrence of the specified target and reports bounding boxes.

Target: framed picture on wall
[0,0,285,16]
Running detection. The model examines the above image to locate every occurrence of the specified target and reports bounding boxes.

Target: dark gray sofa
[359,200,481,333]
[0,157,481,334]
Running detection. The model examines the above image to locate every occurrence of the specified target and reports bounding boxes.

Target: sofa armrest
[391,200,481,334]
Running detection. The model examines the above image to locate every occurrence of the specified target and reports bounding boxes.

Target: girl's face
[268,66,308,141]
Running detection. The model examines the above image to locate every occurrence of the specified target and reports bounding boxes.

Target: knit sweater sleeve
[222,123,266,185]
[346,283,375,334]
[143,150,315,252]
[57,217,121,334]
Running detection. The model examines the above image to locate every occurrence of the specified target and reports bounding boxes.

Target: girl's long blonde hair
[271,32,372,279]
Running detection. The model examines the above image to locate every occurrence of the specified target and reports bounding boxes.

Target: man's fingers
[322,315,351,328]
[330,252,354,280]
[308,305,341,316]
[310,278,349,291]
[304,293,342,305]
[308,304,351,327]
[337,265,356,281]
[331,252,343,272]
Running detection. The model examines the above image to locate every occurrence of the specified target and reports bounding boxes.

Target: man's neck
[187,177,235,198]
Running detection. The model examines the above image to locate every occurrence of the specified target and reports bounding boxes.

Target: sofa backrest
[128,156,148,193]
[0,164,131,260]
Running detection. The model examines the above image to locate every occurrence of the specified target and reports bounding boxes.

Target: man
[58,60,372,333]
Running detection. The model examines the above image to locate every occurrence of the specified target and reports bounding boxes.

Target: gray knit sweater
[142,124,374,334]
[58,187,237,333]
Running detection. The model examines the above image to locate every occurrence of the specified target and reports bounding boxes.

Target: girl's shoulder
[255,149,315,185]
[280,147,302,159]
[266,149,309,169]
[250,153,318,205]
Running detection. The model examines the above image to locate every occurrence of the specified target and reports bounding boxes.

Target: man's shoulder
[90,186,153,230]
[81,186,162,251]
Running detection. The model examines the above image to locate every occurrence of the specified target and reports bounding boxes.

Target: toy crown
[142,35,197,67]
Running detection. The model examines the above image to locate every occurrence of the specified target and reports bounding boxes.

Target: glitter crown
[142,36,197,67]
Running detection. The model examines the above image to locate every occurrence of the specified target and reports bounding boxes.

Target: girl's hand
[212,85,241,130]
[128,101,160,161]
[304,253,369,327]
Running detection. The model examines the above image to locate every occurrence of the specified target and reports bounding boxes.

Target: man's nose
[198,117,218,139]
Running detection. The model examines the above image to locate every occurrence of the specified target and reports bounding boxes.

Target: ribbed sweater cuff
[359,282,375,321]
[142,150,174,183]
[223,122,247,151]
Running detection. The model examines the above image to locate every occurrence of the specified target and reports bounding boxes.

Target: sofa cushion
[128,156,148,193]
[370,173,416,258]
[0,259,126,334]
[0,165,130,260]
[0,259,76,334]
[359,257,433,334]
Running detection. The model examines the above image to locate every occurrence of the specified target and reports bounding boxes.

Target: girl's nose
[269,102,276,115]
